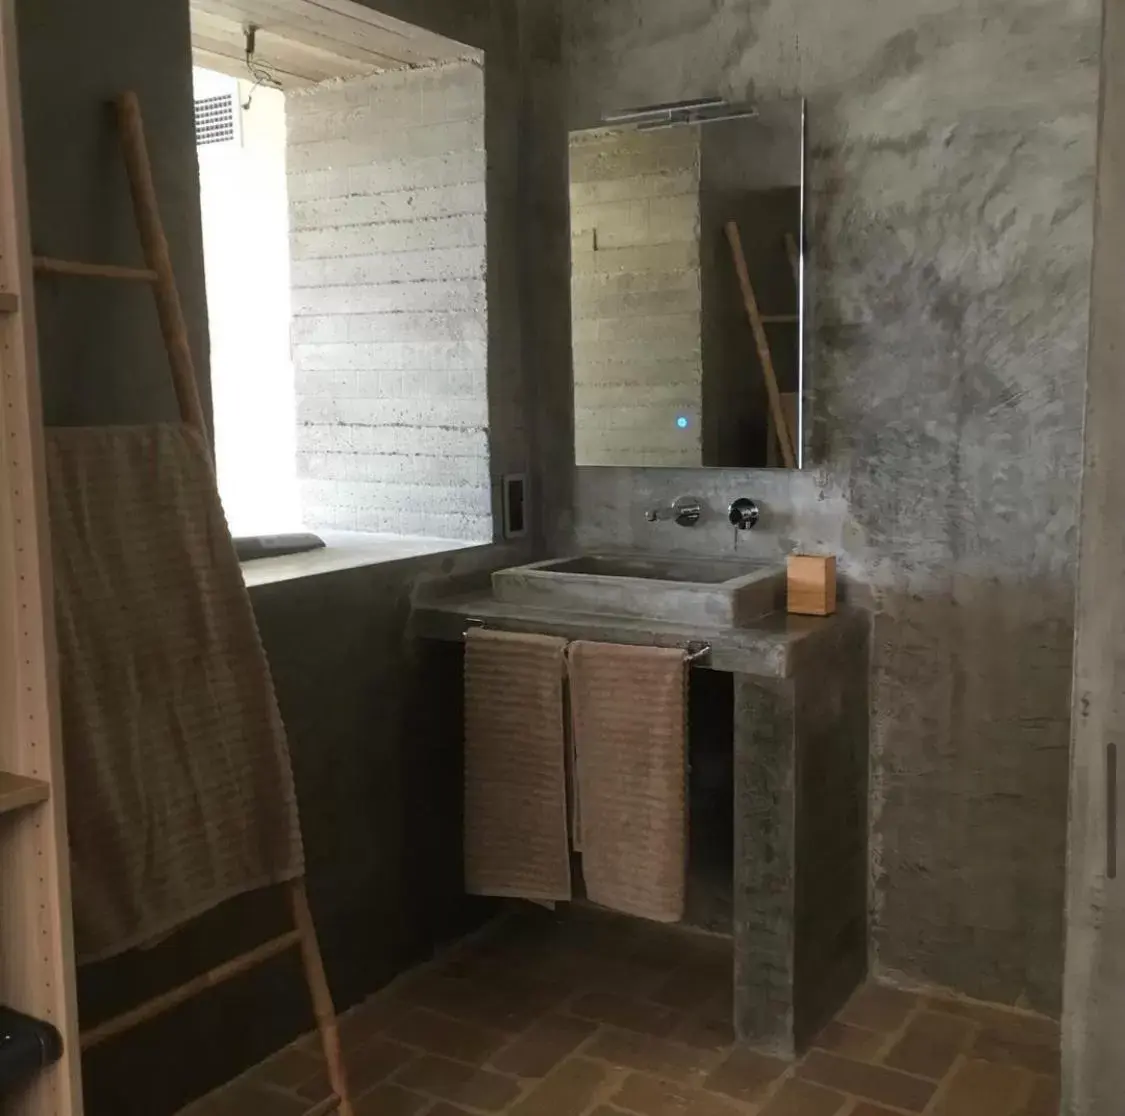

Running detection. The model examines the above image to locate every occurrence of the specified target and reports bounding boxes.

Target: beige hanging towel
[569,641,688,923]
[463,628,571,903]
[46,424,305,964]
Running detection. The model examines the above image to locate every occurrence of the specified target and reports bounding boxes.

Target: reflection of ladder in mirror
[724,220,797,468]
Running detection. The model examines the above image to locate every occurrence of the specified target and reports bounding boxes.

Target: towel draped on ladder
[47,424,304,964]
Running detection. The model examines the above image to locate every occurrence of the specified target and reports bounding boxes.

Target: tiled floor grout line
[914,986,1056,1027]
[851,1099,918,1116]
[575,1061,629,1116]
[860,1017,987,1086]
[747,1055,800,1112]
[1010,1067,1042,1116]
[871,995,923,1063]
[919,1051,968,1116]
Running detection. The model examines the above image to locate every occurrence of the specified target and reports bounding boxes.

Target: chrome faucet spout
[646,496,703,527]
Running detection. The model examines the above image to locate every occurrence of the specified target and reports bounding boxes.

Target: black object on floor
[0,1006,63,1092]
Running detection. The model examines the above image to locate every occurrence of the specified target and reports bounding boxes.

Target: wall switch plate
[502,474,528,539]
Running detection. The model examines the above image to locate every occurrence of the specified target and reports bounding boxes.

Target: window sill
[240,530,485,589]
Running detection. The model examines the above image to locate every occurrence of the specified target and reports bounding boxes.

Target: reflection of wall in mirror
[570,125,703,467]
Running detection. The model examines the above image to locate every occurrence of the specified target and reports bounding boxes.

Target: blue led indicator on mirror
[676,416,689,429]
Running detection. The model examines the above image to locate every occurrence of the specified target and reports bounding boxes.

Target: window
[194,68,298,538]
[192,11,492,553]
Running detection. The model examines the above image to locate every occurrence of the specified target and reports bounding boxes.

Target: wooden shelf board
[0,771,50,816]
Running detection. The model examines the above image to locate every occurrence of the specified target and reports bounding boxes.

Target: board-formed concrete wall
[288,61,492,541]
[559,0,1101,1012]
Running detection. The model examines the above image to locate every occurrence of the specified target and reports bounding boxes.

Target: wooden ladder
[48,90,353,1116]
[0,59,354,1116]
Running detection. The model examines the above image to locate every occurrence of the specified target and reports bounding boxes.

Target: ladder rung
[0,771,50,815]
[33,256,158,283]
[0,291,18,313]
[79,928,303,1050]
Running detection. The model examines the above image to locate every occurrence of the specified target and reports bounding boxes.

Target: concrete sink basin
[491,553,785,629]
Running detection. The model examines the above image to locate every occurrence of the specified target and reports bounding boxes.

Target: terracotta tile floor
[180,910,1060,1116]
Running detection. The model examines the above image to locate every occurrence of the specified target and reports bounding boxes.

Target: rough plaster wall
[570,125,703,466]
[287,62,492,541]
[561,0,1100,1011]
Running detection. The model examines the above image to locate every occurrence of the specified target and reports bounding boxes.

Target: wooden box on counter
[787,555,837,616]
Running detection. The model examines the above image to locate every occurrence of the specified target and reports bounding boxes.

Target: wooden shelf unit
[0,0,84,1111]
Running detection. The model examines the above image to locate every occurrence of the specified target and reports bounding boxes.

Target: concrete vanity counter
[413,587,870,1057]
[411,589,863,678]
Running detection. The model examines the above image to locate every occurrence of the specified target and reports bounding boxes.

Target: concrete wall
[16,0,209,428]
[516,2,575,548]
[287,61,491,541]
[570,124,702,466]
[558,0,1100,1012]
[1063,1,1125,1111]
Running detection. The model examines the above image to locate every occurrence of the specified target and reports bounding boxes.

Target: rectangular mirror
[569,99,806,469]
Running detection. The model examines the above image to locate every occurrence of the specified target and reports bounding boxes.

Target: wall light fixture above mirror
[570,98,806,470]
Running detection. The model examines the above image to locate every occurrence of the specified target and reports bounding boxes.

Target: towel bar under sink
[460,620,712,667]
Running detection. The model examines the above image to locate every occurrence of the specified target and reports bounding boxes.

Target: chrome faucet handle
[729,498,760,530]
[646,495,703,527]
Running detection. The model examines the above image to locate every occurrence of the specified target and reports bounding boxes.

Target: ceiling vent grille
[194,93,238,146]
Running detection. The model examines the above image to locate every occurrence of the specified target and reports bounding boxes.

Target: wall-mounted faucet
[729,498,761,530]
[646,495,703,527]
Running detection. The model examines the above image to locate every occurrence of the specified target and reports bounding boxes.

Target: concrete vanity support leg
[790,617,870,1049]
[733,674,798,1055]
[733,615,870,1057]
